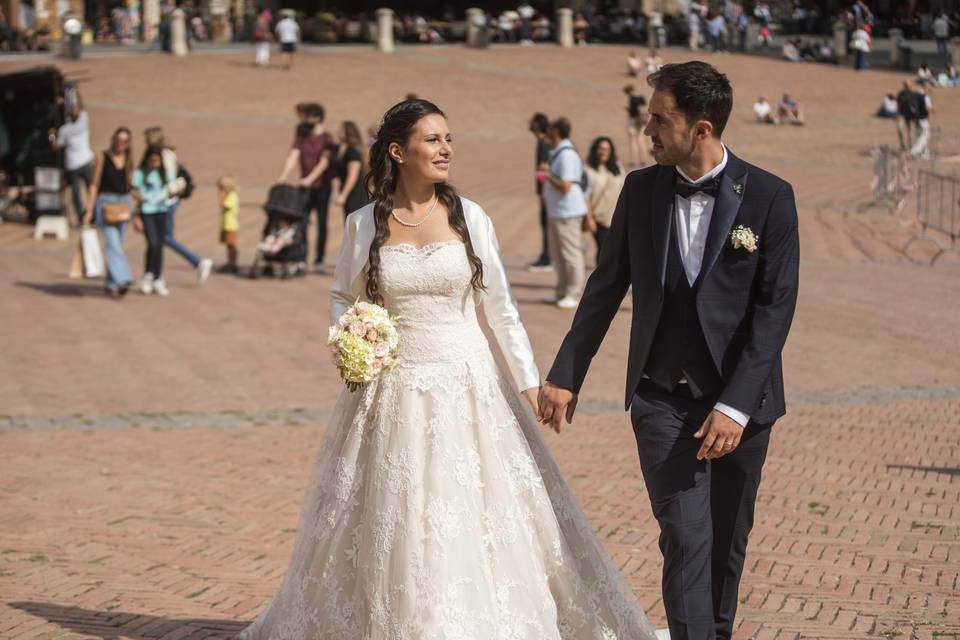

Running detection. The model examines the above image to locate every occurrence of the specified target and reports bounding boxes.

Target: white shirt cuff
[714,403,750,428]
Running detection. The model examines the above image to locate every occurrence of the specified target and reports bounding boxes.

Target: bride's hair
[364,99,484,305]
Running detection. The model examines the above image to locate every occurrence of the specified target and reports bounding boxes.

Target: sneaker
[556,296,579,310]
[216,263,239,274]
[526,259,554,273]
[197,258,213,285]
[153,279,170,297]
[138,272,154,295]
[542,294,560,305]
[313,262,328,274]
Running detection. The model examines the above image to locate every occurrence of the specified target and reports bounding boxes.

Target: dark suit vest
[643,224,723,398]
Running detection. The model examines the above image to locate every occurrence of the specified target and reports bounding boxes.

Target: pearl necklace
[391,195,439,228]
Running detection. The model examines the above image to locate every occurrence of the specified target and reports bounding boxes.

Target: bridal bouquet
[328,301,400,391]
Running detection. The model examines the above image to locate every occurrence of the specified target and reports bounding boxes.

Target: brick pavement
[1,44,959,639]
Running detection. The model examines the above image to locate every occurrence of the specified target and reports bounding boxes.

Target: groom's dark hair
[647,61,733,138]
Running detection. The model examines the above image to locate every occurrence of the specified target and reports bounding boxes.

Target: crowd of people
[49,89,374,298]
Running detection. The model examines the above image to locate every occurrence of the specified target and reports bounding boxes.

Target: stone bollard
[171,8,188,56]
[745,21,759,52]
[142,0,159,43]
[833,19,847,62]
[951,36,960,68]
[557,7,573,47]
[889,28,902,67]
[648,12,664,48]
[466,7,484,48]
[376,8,394,52]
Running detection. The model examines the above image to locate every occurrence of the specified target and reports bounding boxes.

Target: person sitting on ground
[876,93,898,118]
[753,96,777,123]
[777,92,805,124]
[782,38,801,61]
[645,47,662,74]
[939,63,958,87]
[626,49,642,77]
[917,63,936,86]
[817,40,838,64]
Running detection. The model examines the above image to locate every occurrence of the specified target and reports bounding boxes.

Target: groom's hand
[537,382,578,434]
[694,411,744,460]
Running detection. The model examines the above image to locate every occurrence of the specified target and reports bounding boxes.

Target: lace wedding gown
[238,240,656,640]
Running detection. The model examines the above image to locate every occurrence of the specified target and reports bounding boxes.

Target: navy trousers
[631,380,771,640]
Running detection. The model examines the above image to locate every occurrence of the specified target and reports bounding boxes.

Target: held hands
[521,387,540,417]
[536,382,578,434]
[694,410,744,461]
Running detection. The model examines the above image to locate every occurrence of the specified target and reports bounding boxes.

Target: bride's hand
[521,387,540,418]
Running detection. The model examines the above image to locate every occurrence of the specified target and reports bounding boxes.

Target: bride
[237,99,657,640]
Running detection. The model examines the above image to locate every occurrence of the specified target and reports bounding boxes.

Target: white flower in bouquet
[730,225,758,253]
[328,300,401,391]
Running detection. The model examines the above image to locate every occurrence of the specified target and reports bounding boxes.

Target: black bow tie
[675,175,721,199]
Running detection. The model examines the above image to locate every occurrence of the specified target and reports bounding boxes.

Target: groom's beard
[651,130,697,166]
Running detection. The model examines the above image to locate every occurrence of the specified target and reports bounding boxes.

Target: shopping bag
[80,227,105,278]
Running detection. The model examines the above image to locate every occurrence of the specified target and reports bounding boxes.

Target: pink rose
[381,354,393,367]
[349,321,366,336]
[366,329,379,341]
[374,341,390,357]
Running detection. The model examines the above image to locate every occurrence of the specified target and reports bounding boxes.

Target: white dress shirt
[674,145,751,429]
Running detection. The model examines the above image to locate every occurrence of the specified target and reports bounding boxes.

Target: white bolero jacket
[329,196,542,393]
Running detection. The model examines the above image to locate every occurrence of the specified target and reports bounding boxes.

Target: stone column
[376,7,394,52]
[951,36,960,68]
[648,11,663,48]
[888,27,902,67]
[557,7,573,47]
[833,19,847,62]
[746,21,759,52]
[142,0,159,43]
[171,8,188,56]
[466,7,483,47]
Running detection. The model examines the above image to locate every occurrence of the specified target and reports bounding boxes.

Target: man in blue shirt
[542,118,588,310]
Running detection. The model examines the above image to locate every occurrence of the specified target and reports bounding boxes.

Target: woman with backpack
[144,127,213,284]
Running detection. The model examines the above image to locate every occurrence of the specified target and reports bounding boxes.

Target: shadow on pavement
[15,281,108,297]
[8,601,247,640]
[886,463,960,476]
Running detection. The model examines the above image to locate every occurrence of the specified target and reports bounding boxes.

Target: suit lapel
[651,166,675,289]
[699,154,748,281]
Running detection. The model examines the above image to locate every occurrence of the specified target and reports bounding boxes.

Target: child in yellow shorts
[217,176,239,273]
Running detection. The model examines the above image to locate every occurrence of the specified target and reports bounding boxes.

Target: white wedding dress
[238,240,656,640]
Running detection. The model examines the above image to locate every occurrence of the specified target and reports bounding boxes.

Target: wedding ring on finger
[723,441,734,449]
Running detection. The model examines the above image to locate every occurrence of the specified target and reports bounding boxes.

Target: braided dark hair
[363,99,484,305]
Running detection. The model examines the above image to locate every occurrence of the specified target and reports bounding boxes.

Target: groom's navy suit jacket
[546,150,800,425]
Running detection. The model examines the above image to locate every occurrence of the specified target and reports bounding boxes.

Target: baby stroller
[249,184,309,279]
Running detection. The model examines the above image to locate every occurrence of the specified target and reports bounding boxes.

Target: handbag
[102,201,132,224]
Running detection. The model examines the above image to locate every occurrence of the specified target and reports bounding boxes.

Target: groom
[538,61,799,640]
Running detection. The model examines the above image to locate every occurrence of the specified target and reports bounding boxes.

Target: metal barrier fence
[860,145,916,213]
[907,170,960,265]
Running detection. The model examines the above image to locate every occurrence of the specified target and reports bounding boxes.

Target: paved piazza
[1,43,958,639]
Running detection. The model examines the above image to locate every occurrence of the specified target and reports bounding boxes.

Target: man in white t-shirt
[752,96,776,124]
[275,11,300,70]
[933,13,950,62]
[49,99,94,224]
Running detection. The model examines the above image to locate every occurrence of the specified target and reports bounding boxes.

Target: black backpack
[897,89,919,120]
[177,165,195,199]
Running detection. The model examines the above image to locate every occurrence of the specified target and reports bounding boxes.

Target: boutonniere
[730,225,758,252]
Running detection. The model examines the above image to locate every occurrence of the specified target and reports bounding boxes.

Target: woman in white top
[584,136,626,256]
[237,99,656,640]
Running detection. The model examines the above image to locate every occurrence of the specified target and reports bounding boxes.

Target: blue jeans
[95,193,134,291]
[164,201,201,268]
